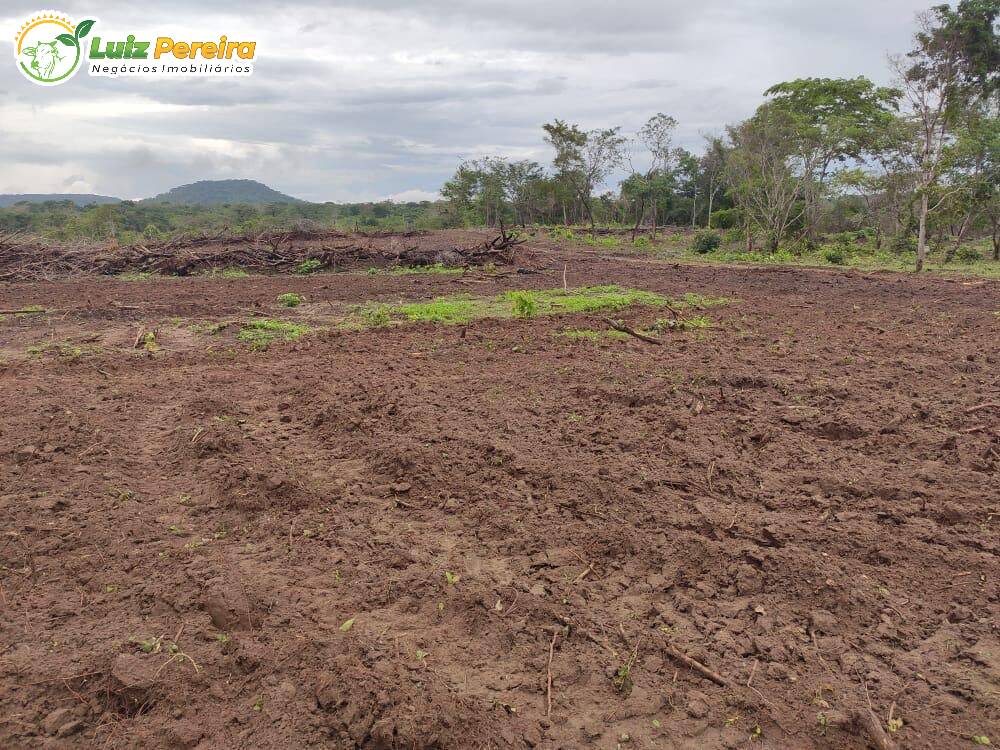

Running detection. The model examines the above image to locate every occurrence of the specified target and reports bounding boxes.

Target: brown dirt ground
[0,231,997,749]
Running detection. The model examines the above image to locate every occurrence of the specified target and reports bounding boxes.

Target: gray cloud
[0,0,931,201]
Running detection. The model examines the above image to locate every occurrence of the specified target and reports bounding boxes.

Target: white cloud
[384,188,441,202]
[0,0,932,201]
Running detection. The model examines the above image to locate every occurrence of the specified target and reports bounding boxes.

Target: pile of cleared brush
[0,226,530,281]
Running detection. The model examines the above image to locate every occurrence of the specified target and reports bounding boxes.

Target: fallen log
[604,318,662,345]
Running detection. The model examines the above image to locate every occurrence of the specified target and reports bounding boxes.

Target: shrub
[890,234,916,254]
[823,247,847,265]
[510,291,537,318]
[294,259,323,275]
[277,293,303,307]
[956,246,982,263]
[723,227,743,244]
[358,303,391,327]
[691,230,722,254]
[710,208,740,229]
[632,236,651,249]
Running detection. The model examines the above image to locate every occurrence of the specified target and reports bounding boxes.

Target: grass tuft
[238,319,311,350]
[202,267,249,279]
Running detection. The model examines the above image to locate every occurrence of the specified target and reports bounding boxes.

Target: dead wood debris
[603,317,663,345]
[0,227,532,282]
[659,640,728,687]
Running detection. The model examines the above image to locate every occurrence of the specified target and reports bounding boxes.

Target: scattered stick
[964,402,999,414]
[573,563,595,583]
[959,424,988,434]
[545,631,558,717]
[661,641,727,686]
[562,263,568,291]
[747,658,758,687]
[132,327,146,349]
[554,614,615,654]
[849,708,896,750]
[604,318,662,345]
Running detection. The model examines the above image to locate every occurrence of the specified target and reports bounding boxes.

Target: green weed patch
[238,319,311,350]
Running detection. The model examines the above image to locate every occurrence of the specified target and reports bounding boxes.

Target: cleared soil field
[1,230,997,749]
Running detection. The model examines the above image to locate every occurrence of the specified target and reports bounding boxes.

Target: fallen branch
[572,563,595,583]
[849,708,896,750]
[661,642,727,686]
[604,318,662,345]
[964,402,999,414]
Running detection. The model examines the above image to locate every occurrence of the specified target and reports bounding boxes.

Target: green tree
[764,77,901,242]
[724,104,811,253]
[622,113,678,239]
[543,119,626,237]
[892,1,999,269]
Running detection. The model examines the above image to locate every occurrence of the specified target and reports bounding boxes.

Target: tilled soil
[1,234,997,749]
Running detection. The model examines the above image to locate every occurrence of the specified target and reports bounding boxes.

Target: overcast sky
[0,1,929,202]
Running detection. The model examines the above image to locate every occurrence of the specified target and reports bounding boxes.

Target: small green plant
[131,635,163,654]
[633,236,651,248]
[817,712,830,735]
[956,246,983,263]
[117,271,159,281]
[356,302,392,328]
[141,331,160,353]
[612,648,637,697]
[444,571,460,585]
[691,230,722,254]
[582,235,620,248]
[277,293,303,307]
[26,340,96,358]
[7,305,46,317]
[549,227,575,240]
[972,735,991,745]
[238,319,311,350]
[651,315,712,332]
[387,263,462,276]
[339,617,355,632]
[294,259,323,275]
[509,291,537,318]
[190,321,231,336]
[202,267,249,279]
[678,292,733,308]
[823,246,847,265]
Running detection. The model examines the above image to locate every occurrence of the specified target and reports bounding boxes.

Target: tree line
[441,1,999,268]
[0,198,447,243]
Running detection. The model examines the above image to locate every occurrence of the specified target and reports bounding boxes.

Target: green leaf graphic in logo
[16,17,95,84]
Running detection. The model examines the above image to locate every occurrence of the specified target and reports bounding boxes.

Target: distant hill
[0,193,122,207]
[144,179,302,205]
